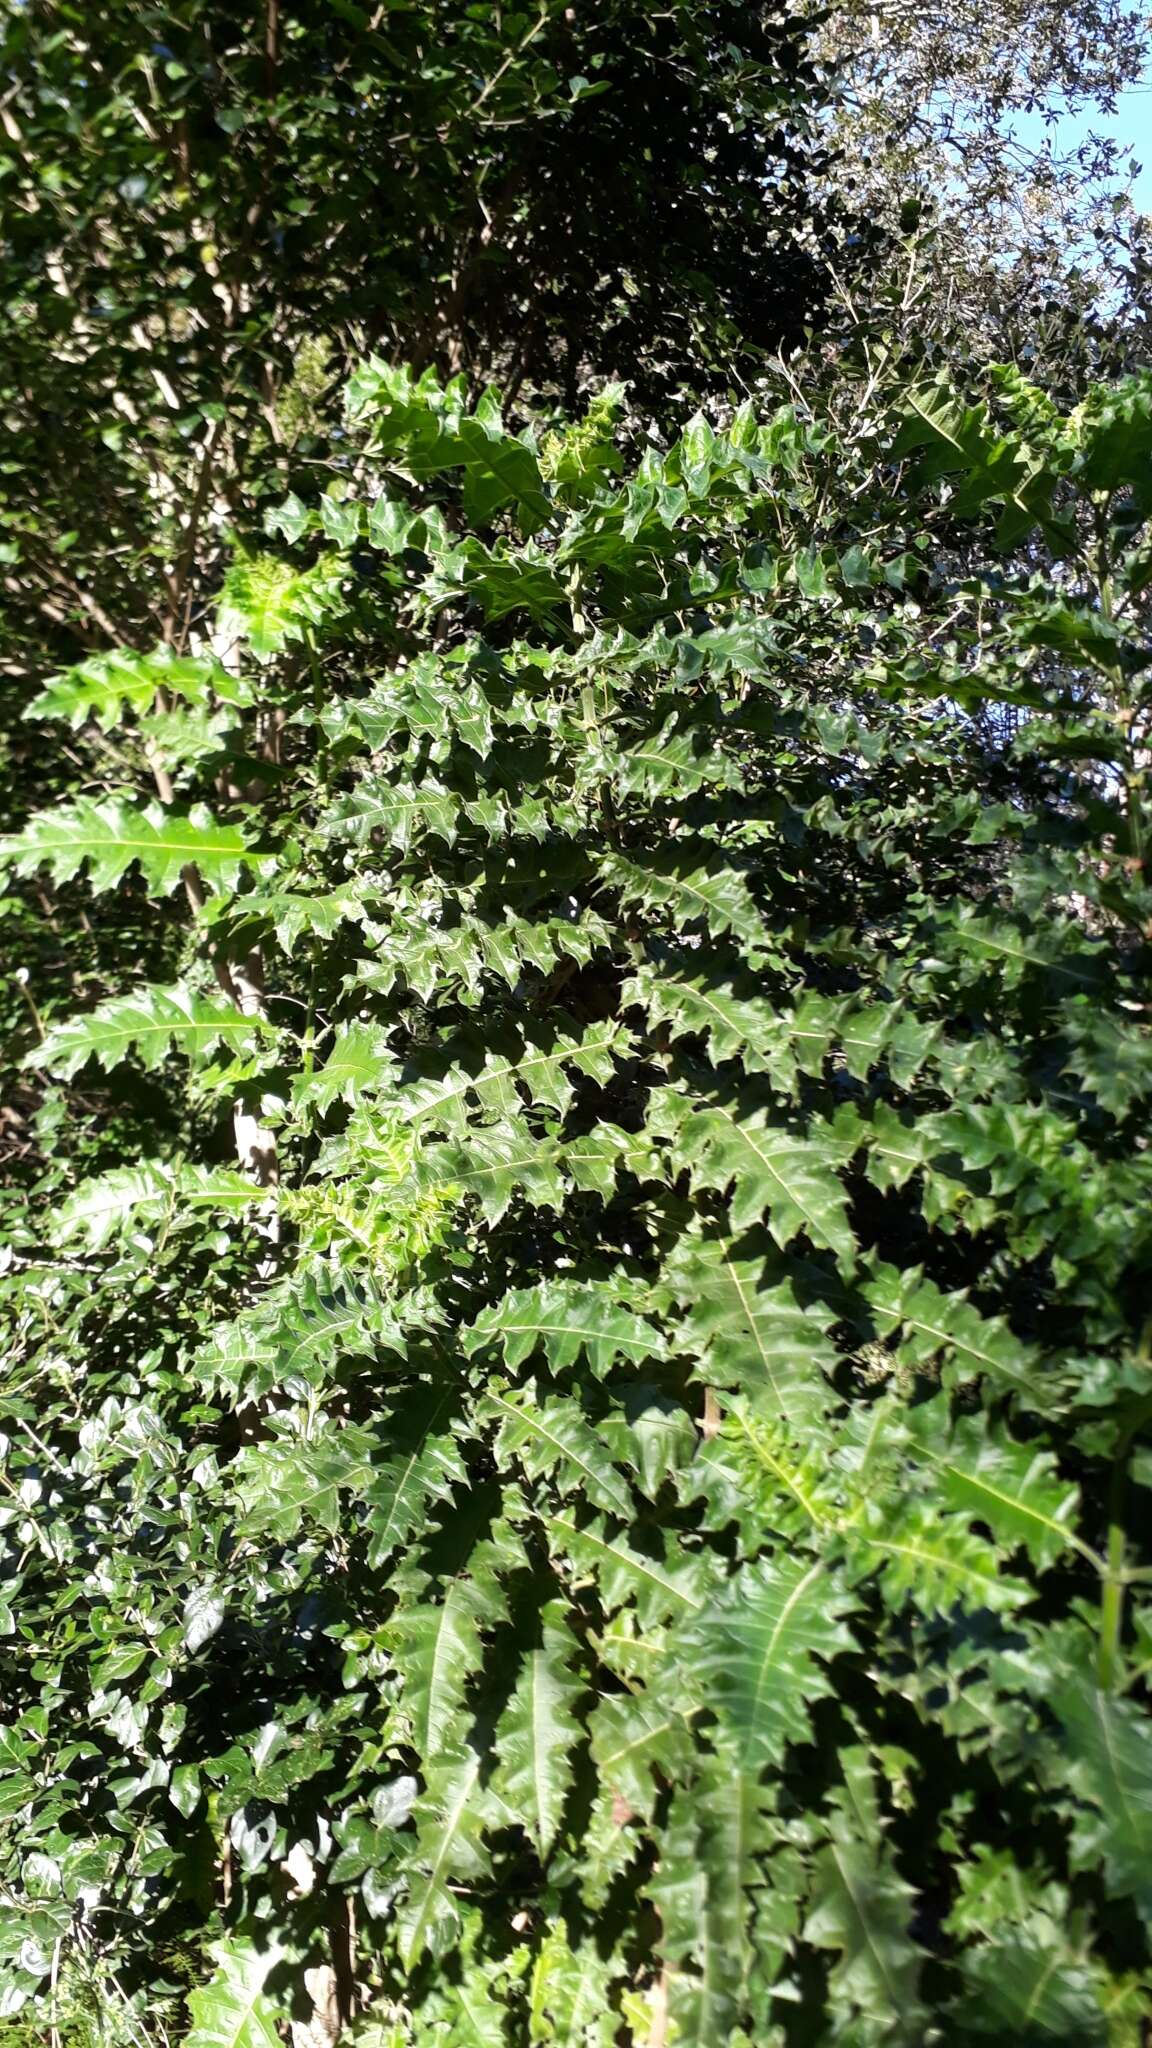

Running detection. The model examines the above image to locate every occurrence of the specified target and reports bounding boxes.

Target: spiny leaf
[396,1748,492,1968]
[804,1749,927,2037]
[366,1414,466,1568]
[908,1400,1082,1571]
[954,1928,1114,2041]
[319,776,462,851]
[547,1511,712,1627]
[863,1263,1042,1401]
[685,1556,858,1765]
[685,1399,840,1548]
[196,1271,411,1401]
[494,1601,584,1857]
[27,984,277,1079]
[27,647,249,730]
[662,1230,840,1418]
[849,1502,1029,1617]
[604,722,743,801]
[0,796,268,895]
[418,1120,646,1225]
[465,1279,665,1377]
[669,1093,855,1263]
[388,1577,490,1755]
[410,1950,516,2047]
[654,1753,792,2045]
[1051,1679,1152,1917]
[218,549,346,660]
[54,1163,265,1248]
[480,1386,636,1518]
[624,956,781,1071]
[293,1022,396,1111]
[358,907,612,1007]
[628,963,932,1096]
[526,1922,621,2047]
[230,1425,378,1541]
[599,848,774,957]
[378,1021,632,1135]
[587,1690,695,1822]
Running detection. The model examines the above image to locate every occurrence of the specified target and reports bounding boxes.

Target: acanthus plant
[1,356,1151,2045]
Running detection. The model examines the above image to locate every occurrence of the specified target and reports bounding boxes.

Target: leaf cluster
[2,356,1152,2045]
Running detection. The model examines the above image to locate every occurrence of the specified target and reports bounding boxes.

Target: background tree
[0,0,851,685]
[814,0,1152,375]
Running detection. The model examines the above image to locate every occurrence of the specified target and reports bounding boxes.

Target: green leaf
[685,1556,858,1765]
[320,776,463,852]
[197,1271,409,1400]
[27,648,248,730]
[419,1120,644,1225]
[685,1399,839,1549]
[231,1425,378,1541]
[388,1576,489,1755]
[27,984,277,1079]
[662,1230,840,1419]
[804,1750,926,2037]
[546,1512,712,1627]
[378,1022,632,1136]
[396,1748,491,1967]
[624,956,781,1069]
[293,1022,396,1110]
[955,1927,1112,2041]
[480,1387,635,1518]
[412,1949,516,2046]
[218,549,345,660]
[599,849,773,957]
[54,1163,265,1248]
[1051,1679,1152,1918]
[465,1279,665,1377]
[669,1094,855,1263]
[365,1414,466,1568]
[654,1751,794,2044]
[908,1402,1082,1571]
[494,1601,584,1856]
[0,796,267,895]
[457,414,551,531]
[526,1922,620,2047]
[587,1690,695,1822]
[185,1937,284,2048]
[863,1263,1042,1400]
[606,724,743,802]
[850,1502,1029,1617]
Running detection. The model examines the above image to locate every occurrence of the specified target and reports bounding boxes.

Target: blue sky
[1011,81,1152,212]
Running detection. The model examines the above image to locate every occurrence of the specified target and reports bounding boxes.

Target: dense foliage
[0,0,849,684]
[3,347,1152,2043]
